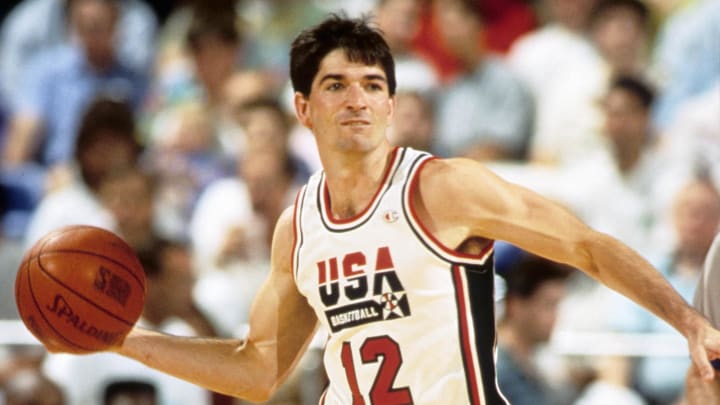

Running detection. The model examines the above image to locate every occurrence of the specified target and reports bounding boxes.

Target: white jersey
[694,232,720,327]
[292,147,508,405]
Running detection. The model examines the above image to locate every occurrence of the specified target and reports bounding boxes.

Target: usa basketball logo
[316,246,411,332]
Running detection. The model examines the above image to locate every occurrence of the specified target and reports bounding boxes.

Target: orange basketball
[15,225,146,354]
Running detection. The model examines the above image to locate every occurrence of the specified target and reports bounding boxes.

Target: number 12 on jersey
[341,335,414,405]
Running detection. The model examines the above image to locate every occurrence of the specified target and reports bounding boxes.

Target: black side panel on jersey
[460,261,507,405]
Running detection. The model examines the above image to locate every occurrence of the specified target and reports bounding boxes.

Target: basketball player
[101,15,720,404]
[685,232,720,404]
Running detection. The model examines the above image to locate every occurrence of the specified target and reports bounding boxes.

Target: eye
[326,82,344,91]
[366,82,384,91]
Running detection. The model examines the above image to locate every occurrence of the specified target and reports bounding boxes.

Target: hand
[685,362,720,404]
[687,319,720,381]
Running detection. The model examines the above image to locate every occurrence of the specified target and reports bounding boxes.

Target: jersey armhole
[402,157,494,267]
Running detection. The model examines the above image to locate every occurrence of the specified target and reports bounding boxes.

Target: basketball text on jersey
[317,246,411,333]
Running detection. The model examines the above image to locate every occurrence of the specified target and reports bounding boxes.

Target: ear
[387,94,396,122]
[293,91,312,130]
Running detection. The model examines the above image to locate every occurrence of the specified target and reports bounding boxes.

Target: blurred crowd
[0,0,718,404]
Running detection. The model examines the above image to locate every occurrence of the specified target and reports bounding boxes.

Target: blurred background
[0,0,718,404]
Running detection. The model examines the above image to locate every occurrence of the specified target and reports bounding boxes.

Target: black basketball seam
[26,253,93,352]
[36,234,138,326]
[37,249,145,292]
[34,256,137,327]
[41,225,145,290]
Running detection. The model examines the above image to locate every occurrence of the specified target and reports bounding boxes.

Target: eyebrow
[318,73,388,85]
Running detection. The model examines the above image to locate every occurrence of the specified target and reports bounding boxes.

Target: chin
[336,133,380,152]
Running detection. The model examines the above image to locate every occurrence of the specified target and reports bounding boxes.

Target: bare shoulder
[409,158,512,248]
[416,157,512,215]
[270,205,297,273]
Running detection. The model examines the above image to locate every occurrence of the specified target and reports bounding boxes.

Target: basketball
[15,225,146,354]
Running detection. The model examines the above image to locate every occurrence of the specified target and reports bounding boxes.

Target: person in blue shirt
[1,0,147,240]
[497,252,573,405]
[0,0,156,104]
[3,0,147,169]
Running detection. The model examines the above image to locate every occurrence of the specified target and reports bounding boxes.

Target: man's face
[601,88,648,146]
[376,0,422,50]
[510,280,566,344]
[673,182,720,256]
[295,49,395,153]
[591,8,646,69]
[191,36,238,90]
[434,1,480,60]
[70,0,118,66]
[388,92,433,150]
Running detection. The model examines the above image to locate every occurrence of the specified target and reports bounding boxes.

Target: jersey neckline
[318,147,403,232]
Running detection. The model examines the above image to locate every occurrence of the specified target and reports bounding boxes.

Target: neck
[498,322,534,362]
[460,51,483,73]
[321,141,394,220]
[88,55,114,72]
[676,247,710,271]
[612,139,644,175]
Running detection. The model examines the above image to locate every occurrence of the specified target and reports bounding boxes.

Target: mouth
[340,119,371,127]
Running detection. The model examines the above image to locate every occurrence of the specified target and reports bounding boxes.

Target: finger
[690,344,715,381]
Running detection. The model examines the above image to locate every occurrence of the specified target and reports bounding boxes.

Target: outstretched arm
[113,207,319,402]
[416,158,720,380]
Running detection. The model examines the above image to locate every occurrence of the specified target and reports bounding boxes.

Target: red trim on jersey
[452,264,483,405]
[290,187,304,284]
[407,158,494,262]
[322,147,401,224]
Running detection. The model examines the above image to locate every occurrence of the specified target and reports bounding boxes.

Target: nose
[345,83,367,111]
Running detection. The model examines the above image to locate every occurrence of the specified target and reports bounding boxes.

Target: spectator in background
[1,0,147,243]
[410,0,536,81]
[650,0,720,129]
[660,80,720,190]
[23,97,142,248]
[141,101,234,241]
[143,9,248,241]
[103,380,157,405]
[386,90,435,152]
[2,0,148,171]
[96,166,158,254]
[431,0,534,161]
[235,0,328,84]
[545,75,693,405]
[190,97,307,336]
[373,0,439,95]
[496,253,573,405]
[218,69,277,158]
[561,75,687,258]
[0,0,156,104]
[145,7,242,143]
[2,368,65,405]
[628,176,720,404]
[529,0,652,166]
[137,236,218,338]
[507,0,598,119]
[188,97,321,404]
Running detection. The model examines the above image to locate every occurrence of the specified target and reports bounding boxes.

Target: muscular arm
[114,207,319,402]
[416,158,720,379]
